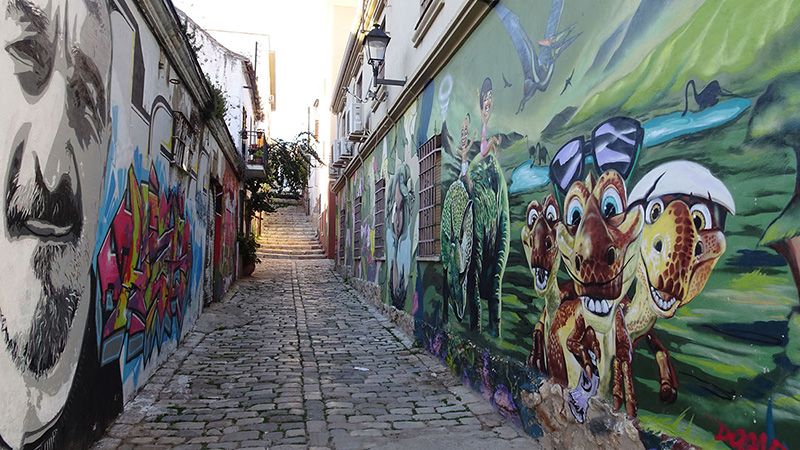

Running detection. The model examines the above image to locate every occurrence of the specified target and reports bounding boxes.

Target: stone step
[260,244,323,250]
[260,247,323,253]
[259,253,328,260]
[258,244,322,250]
[259,239,321,244]
[262,229,318,234]
[258,250,325,257]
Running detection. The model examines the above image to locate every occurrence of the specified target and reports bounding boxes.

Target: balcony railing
[241,130,268,167]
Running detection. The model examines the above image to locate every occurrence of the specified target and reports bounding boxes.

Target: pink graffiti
[96,164,193,366]
[715,423,786,450]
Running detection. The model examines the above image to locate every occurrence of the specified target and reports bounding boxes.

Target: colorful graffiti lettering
[715,424,786,450]
[96,165,193,368]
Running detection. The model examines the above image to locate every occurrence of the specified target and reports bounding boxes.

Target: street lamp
[363,24,405,87]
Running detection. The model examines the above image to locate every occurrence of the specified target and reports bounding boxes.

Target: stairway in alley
[258,206,327,260]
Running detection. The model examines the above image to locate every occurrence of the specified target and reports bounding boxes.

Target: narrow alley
[92,208,537,450]
[3,0,797,448]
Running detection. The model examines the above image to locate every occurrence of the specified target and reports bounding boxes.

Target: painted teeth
[649,285,677,311]
[580,296,612,316]
[533,268,549,290]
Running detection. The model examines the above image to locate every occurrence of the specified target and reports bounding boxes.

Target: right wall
[339,0,800,447]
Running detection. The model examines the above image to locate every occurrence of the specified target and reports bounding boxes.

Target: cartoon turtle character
[621,160,734,406]
[521,194,569,372]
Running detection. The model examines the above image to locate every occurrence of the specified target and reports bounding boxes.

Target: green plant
[238,233,261,266]
[266,131,323,197]
[243,131,323,223]
[202,75,227,122]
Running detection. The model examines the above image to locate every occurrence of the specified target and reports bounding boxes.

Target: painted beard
[1,245,83,377]
[1,143,87,378]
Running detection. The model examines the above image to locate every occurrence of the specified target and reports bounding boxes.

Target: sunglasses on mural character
[549,117,644,196]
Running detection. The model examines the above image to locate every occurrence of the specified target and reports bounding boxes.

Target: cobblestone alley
[93,257,540,450]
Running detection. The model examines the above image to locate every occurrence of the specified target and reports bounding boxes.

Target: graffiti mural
[96,164,193,369]
[338,0,800,447]
[213,164,238,300]
[0,0,223,447]
[0,0,119,447]
[441,77,510,338]
[383,109,421,310]
[355,159,379,282]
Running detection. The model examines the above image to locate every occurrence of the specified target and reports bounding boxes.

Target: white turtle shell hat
[628,160,736,228]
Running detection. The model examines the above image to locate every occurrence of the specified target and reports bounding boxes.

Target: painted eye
[527,208,539,227]
[645,199,664,225]
[545,204,558,223]
[601,186,623,218]
[690,203,713,230]
[566,198,583,227]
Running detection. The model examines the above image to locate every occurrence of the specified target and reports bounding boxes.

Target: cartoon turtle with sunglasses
[545,117,644,420]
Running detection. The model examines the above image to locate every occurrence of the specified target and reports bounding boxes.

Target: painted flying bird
[682,79,736,116]
[502,73,513,88]
[560,68,575,95]
[495,0,580,114]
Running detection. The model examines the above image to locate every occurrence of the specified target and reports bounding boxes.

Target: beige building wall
[309,0,358,223]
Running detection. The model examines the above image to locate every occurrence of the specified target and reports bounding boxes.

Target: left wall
[0,0,241,448]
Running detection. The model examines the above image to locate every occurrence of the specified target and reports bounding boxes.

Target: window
[172,112,194,171]
[418,134,442,259]
[354,192,362,260]
[420,0,433,17]
[413,0,444,46]
[374,178,386,259]
[339,205,346,263]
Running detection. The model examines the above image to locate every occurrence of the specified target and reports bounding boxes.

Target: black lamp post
[363,24,405,87]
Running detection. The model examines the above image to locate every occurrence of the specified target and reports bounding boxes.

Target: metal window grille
[339,206,346,263]
[354,193,362,260]
[374,179,386,258]
[418,134,442,258]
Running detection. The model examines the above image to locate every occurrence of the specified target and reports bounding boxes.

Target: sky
[173,0,356,140]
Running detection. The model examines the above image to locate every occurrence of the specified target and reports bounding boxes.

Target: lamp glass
[364,25,389,66]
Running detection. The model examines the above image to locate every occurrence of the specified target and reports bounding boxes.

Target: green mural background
[341,0,800,447]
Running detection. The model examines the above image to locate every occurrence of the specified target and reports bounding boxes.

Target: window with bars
[374,179,386,259]
[353,193,362,260]
[339,206,346,263]
[418,134,442,258]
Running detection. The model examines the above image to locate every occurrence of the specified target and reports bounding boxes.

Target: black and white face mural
[0,0,112,446]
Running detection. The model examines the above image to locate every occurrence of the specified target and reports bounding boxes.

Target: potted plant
[238,232,260,276]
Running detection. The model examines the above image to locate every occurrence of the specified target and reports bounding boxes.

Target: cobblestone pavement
[94,259,541,450]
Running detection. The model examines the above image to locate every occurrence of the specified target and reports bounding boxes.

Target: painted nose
[532,221,550,254]
[575,205,616,270]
